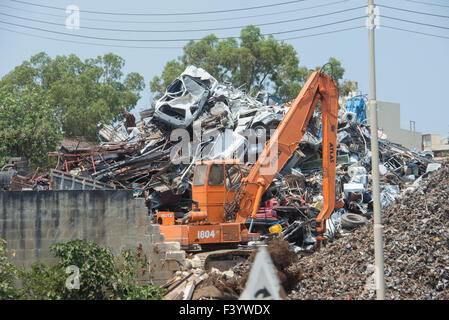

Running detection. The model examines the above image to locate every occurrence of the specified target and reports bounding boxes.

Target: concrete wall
[0,190,149,268]
[367,101,422,151]
[398,129,422,151]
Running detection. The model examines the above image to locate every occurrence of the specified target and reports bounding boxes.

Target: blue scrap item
[268,219,286,226]
[268,93,283,105]
[344,95,368,124]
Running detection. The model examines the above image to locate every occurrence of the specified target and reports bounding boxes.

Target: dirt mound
[240,238,302,292]
[289,164,449,300]
[192,273,241,300]
[192,238,301,299]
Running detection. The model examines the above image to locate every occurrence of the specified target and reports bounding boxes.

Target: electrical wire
[382,24,449,40]
[270,16,365,36]
[0,25,367,49]
[0,26,184,48]
[280,25,364,41]
[10,0,314,16]
[377,4,449,18]
[0,16,366,42]
[404,0,449,9]
[0,0,353,24]
[0,6,366,33]
[381,15,449,30]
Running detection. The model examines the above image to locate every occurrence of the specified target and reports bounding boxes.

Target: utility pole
[367,0,386,300]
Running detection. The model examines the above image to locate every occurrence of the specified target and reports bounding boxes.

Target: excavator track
[192,248,253,271]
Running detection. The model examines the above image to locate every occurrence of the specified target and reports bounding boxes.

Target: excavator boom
[236,71,339,240]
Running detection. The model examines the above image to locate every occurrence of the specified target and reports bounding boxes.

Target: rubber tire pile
[289,163,449,300]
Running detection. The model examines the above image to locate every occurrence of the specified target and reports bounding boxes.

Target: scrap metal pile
[2,66,439,246]
[28,66,289,211]
[289,163,449,300]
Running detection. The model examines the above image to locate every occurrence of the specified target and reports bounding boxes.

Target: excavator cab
[157,159,258,248]
[191,159,243,224]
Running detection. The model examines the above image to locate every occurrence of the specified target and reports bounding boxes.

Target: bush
[18,263,66,300]
[0,239,20,299]
[2,239,165,300]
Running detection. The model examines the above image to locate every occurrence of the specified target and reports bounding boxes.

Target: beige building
[422,134,449,156]
[366,101,422,151]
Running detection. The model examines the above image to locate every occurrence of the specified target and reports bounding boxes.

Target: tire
[341,213,367,229]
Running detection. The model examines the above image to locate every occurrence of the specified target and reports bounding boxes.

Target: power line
[10,0,315,16]
[0,24,365,49]
[0,0,352,24]
[0,16,366,42]
[280,25,364,40]
[0,26,184,48]
[381,15,449,30]
[266,16,365,35]
[404,0,449,9]
[377,4,449,18]
[0,6,366,33]
[383,24,449,40]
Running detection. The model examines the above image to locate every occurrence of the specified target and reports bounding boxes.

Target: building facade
[366,101,422,151]
[422,134,449,157]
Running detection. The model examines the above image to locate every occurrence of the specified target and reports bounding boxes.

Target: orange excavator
[156,70,339,249]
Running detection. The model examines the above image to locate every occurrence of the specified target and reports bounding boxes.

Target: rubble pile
[242,238,302,292]
[188,238,301,300]
[289,163,449,300]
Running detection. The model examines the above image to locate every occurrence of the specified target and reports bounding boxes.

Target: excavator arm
[236,71,339,243]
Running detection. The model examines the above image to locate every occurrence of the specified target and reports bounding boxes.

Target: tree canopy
[150,26,350,102]
[0,52,145,169]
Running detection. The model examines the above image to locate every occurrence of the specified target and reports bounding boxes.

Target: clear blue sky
[1,0,448,137]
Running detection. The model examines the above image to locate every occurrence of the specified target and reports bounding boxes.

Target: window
[193,164,207,186]
[208,164,224,186]
[225,164,242,189]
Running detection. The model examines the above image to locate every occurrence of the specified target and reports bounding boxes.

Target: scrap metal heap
[2,65,447,299]
[3,66,438,247]
[291,163,449,299]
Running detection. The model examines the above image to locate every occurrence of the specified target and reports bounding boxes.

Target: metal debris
[289,164,449,300]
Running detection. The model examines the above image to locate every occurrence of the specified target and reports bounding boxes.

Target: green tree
[0,86,61,169]
[0,52,145,143]
[150,26,348,102]
[339,80,358,97]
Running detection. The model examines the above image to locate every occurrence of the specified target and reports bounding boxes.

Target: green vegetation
[0,52,145,169]
[0,239,165,300]
[150,25,351,102]
[0,239,20,299]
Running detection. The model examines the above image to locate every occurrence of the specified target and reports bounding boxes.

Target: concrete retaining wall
[0,190,149,268]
